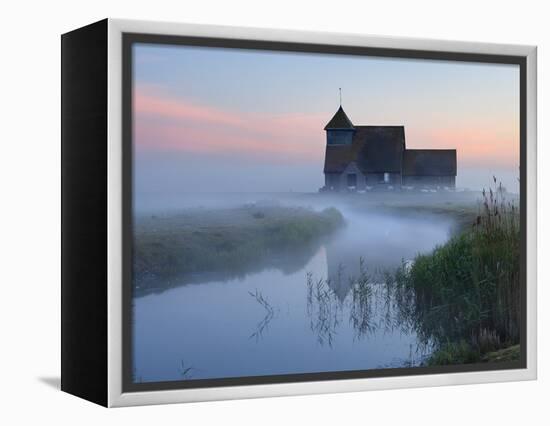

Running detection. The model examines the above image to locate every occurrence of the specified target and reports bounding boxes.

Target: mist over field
[134,151,519,215]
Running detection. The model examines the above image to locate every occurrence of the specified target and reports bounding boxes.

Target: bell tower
[324,90,355,145]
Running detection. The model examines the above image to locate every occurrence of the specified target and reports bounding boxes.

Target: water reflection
[134,237,326,298]
[133,210,452,382]
[178,361,195,380]
[306,272,343,347]
[248,290,276,341]
[305,258,434,357]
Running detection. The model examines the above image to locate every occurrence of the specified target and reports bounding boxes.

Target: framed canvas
[61,18,537,407]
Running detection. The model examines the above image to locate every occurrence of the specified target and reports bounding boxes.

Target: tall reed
[395,177,520,357]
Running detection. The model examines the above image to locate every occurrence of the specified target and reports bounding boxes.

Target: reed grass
[395,177,520,363]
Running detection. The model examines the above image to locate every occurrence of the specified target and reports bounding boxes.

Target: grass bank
[395,181,521,364]
[134,205,344,296]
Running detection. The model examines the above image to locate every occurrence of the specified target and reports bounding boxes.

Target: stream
[133,207,454,383]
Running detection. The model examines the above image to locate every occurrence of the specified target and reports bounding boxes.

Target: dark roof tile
[324,125,406,174]
[403,149,457,176]
[354,126,405,173]
[324,106,355,130]
[323,145,353,173]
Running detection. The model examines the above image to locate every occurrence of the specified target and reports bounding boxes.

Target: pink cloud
[407,126,519,168]
[135,90,246,128]
[134,86,326,162]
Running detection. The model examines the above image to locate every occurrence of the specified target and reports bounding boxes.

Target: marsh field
[132,187,520,383]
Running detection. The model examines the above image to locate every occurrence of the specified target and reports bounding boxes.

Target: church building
[322,105,457,191]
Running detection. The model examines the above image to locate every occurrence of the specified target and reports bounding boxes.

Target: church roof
[403,149,457,176]
[323,145,353,174]
[324,106,355,130]
[323,125,405,174]
[354,126,405,173]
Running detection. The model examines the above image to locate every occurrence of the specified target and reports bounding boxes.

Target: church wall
[324,173,341,191]
[325,173,457,191]
[365,172,402,187]
[324,165,369,192]
[402,175,456,188]
[339,163,366,191]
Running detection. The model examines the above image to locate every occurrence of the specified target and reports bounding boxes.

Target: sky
[133,43,520,195]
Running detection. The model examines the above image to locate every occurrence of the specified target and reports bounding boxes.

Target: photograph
[128,40,523,386]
